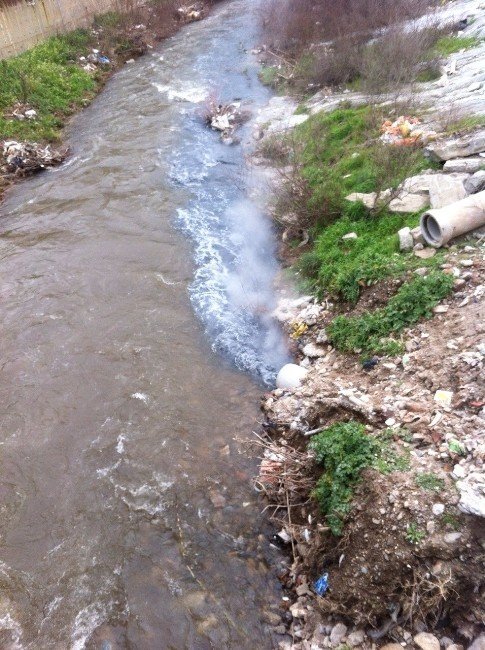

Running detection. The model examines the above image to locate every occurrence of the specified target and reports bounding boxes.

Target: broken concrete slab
[425,130,485,162]
[443,157,484,173]
[428,173,468,209]
[388,193,429,213]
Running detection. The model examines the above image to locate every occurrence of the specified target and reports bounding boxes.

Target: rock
[414,632,441,650]
[125,58,135,64]
[457,479,485,517]
[347,630,365,647]
[302,342,327,358]
[381,645,405,650]
[316,328,328,344]
[276,364,308,390]
[440,637,454,648]
[468,82,482,92]
[443,532,462,544]
[262,610,282,626]
[433,305,449,314]
[428,174,468,209]
[398,227,414,251]
[460,259,474,267]
[330,623,347,647]
[464,170,485,195]
[342,232,358,240]
[411,226,424,244]
[424,130,485,162]
[446,645,464,650]
[345,192,377,209]
[401,171,439,193]
[468,635,485,650]
[389,193,429,213]
[415,247,436,259]
[453,464,466,479]
[432,503,445,516]
[443,157,483,174]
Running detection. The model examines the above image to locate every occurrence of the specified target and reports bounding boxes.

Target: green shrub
[433,35,481,56]
[327,272,454,354]
[310,421,379,535]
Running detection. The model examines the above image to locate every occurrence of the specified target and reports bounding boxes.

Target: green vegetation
[445,114,485,134]
[285,106,437,301]
[433,35,481,56]
[448,440,466,456]
[0,31,99,142]
[373,430,411,474]
[259,66,280,88]
[415,472,445,493]
[327,272,454,355]
[405,522,426,544]
[310,421,380,535]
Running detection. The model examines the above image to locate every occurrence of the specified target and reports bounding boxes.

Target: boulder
[398,226,414,251]
[389,193,429,213]
[330,623,348,647]
[276,364,308,389]
[414,632,440,650]
[401,170,440,193]
[443,157,484,174]
[428,173,468,209]
[464,170,485,195]
[425,130,485,162]
[468,635,485,650]
[346,192,377,209]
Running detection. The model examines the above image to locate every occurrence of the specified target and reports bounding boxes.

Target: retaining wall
[0,0,118,58]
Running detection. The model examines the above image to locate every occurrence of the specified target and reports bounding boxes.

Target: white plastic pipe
[420,190,485,248]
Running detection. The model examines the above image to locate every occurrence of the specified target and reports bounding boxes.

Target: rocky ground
[247,1,485,648]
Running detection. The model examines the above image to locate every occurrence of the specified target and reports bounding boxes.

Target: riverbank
[0,1,217,204]
[249,1,485,647]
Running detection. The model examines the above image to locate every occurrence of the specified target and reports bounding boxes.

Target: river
[0,1,290,647]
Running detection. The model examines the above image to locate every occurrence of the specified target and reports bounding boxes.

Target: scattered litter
[380,116,436,146]
[1,140,67,177]
[314,573,329,596]
[434,390,453,408]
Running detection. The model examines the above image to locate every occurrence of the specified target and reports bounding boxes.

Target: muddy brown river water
[0,1,290,647]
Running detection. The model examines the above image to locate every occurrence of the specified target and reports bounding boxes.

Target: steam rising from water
[171,122,290,384]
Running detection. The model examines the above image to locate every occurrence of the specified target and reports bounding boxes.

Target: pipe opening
[421,213,442,245]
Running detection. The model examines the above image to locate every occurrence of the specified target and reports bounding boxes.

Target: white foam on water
[152,82,207,103]
[0,612,23,649]
[130,392,149,403]
[116,433,126,454]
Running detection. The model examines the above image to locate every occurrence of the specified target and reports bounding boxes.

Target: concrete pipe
[420,190,485,248]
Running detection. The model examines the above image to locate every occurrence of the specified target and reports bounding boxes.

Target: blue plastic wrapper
[98,55,111,65]
[314,573,329,596]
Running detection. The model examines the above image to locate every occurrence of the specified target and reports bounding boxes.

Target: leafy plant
[327,272,454,355]
[406,522,426,544]
[415,472,445,493]
[310,421,379,535]
[448,440,466,456]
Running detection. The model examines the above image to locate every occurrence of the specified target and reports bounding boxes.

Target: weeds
[310,421,379,535]
[432,35,481,56]
[406,522,426,544]
[415,472,445,493]
[327,272,454,355]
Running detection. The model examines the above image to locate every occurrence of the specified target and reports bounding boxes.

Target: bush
[310,421,379,536]
[327,272,454,355]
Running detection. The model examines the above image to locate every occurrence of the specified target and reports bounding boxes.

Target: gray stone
[345,192,377,208]
[389,193,429,213]
[432,503,445,516]
[398,226,414,251]
[401,171,439,193]
[330,623,348,647]
[464,170,485,194]
[302,342,327,358]
[316,328,328,344]
[443,532,462,544]
[415,247,436,259]
[262,610,282,626]
[414,632,441,650]
[342,232,358,240]
[428,174,468,209]
[468,635,485,650]
[443,157,483,174]
[425,130,485,162]
[347,630,365,647]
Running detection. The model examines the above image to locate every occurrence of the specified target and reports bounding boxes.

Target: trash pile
[204,100,250,144]
[79,49,111,73]
[4,103,38,121]
[380,115,437,146]
[1,140,67,177]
